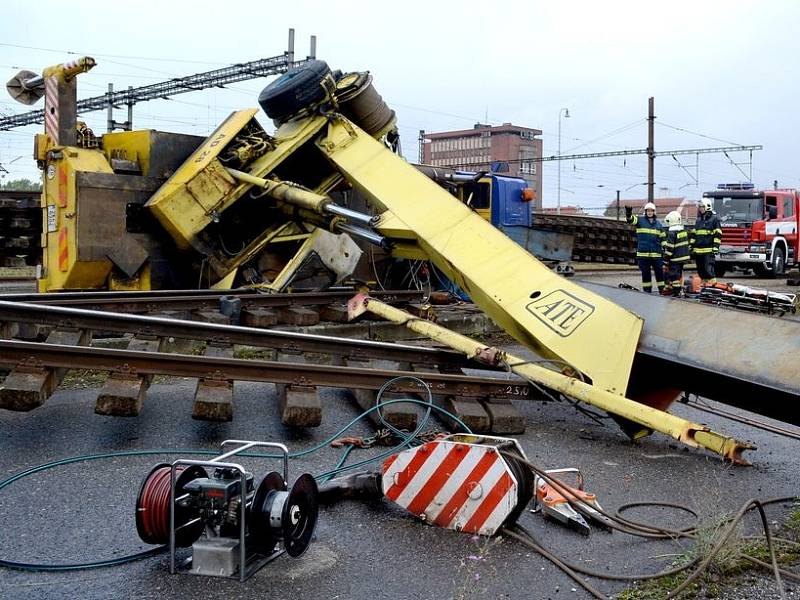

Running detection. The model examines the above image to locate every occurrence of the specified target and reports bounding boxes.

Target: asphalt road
[0,270,797,599]
[0,374,798,599]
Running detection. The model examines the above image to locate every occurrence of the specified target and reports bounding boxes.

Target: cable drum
[334,72,396,138]
[500,451,535,528]
[135,463,207,547]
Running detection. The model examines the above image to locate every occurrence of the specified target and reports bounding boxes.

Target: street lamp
[557,108,570,215]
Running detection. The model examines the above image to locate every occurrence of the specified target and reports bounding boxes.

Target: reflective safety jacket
[627,214,666,258]
[664,226,690,265]
[691,211,722,254]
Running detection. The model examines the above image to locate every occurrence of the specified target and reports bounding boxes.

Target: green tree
[0,178,42,191]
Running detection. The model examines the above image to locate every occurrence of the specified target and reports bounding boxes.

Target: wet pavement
[0,270,798,599]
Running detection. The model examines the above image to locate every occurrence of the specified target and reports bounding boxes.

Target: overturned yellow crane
[7,56,754,460]
[142,60,751,461]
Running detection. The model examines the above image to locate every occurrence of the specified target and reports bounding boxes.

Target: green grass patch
[60,369,107,389]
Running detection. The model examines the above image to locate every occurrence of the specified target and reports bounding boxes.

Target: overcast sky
[0,0,796,211]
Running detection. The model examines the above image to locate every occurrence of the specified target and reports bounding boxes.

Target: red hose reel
[134,440,318,581]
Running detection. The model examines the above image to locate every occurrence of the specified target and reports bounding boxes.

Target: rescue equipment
[135,440,318,581]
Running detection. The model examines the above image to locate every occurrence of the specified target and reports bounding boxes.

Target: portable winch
[135,440,318,581]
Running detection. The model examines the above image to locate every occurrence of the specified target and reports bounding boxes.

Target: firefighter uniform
[627,210,666,293]
[691,210,722,284]
[663,226,691,295]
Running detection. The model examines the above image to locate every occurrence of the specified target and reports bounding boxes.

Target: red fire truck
[702,183,799,277]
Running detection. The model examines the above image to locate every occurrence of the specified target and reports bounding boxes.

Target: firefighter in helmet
[625,202,666,293]
[662,210,690,295]
[690,198,722,284]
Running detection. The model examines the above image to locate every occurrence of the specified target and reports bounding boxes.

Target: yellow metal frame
[146,110,328,252]
[39,146,117,292]
[318,117,642,396]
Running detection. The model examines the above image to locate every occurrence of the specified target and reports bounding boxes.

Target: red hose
[137,466,173,544]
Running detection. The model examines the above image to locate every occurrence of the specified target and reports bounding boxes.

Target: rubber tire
[258,60,331,121]
[770,246,786,278]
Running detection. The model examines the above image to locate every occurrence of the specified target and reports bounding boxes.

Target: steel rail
[0,300,495,370]
[683,398,800,441]
[0,340,530,400]
[0,289,422,313]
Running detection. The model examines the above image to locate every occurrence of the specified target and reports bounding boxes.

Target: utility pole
[418,130,425,164]
[616,189,621,221]
[647,96,655,202]
[557,107,570,215]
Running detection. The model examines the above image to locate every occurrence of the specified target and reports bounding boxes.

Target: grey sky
[0,0,796,212]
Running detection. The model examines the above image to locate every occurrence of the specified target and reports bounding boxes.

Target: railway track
[0,288,423,313]
[0,190,41,269]
[0,290,530,434]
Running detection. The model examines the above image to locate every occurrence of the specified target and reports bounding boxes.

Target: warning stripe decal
[384,441,440,502]
[57,166,68,208]
[462,472,514,534]
[384,441,519,536]
[390,442,453,507]
[44,76,59,143]
[403,444,471,517]
[443,458,507,530]
[382,453,399,475]
[58,226,68,272]
[431,449,498,528]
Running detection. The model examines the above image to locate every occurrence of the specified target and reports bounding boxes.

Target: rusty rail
[0,340,531,400]
[0,289,422,313]
[0,300,487,369]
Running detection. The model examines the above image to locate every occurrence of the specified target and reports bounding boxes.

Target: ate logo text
[525,289,594,337]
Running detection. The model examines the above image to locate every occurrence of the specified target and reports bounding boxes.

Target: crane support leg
[347,294,754,464]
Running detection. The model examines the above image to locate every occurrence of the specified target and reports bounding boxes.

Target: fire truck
[702,183,799,277]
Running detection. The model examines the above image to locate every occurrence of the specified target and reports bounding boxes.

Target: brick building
[421,123,544,209]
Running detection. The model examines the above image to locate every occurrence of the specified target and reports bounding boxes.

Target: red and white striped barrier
[382,435,530,536]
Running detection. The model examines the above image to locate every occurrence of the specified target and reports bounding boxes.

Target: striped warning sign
[44,76,59,143]
[57,165,68,208]
[382,439,519,536]
[58,226,68,272]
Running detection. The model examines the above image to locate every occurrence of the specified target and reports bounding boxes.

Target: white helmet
[698,198,713,212]
[664,211,682,226]
[643,202,656,213]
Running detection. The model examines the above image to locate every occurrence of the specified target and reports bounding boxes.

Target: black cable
[500,450,795,599]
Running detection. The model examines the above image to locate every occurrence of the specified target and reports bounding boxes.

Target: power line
[656,121,741,146]
[0,53,299,131]
[0,41,232,66]
[562,118,645,154]
[508,144,763,164]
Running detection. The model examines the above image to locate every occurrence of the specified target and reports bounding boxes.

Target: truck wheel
[770,246,786,277]
[258,60,331,122]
